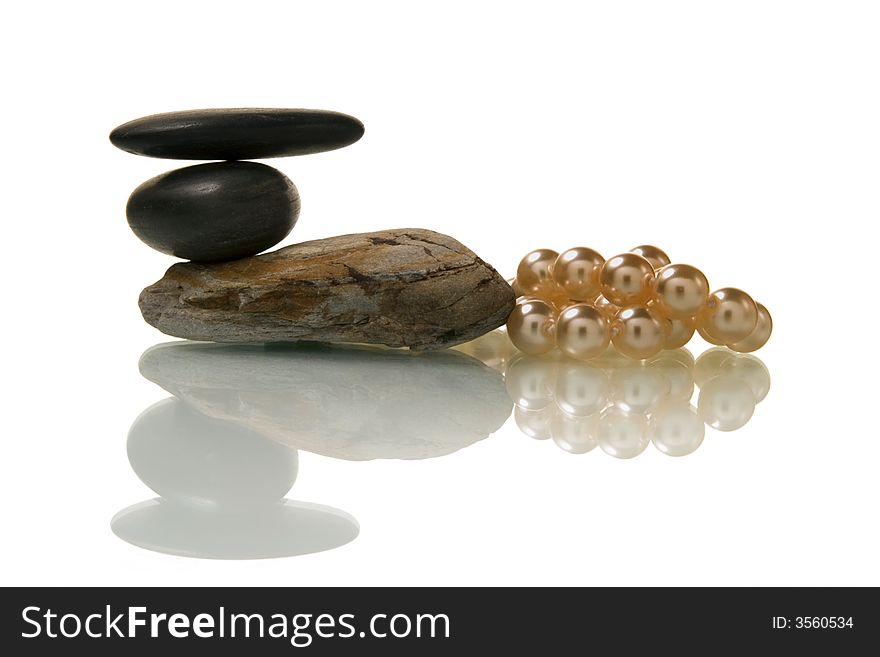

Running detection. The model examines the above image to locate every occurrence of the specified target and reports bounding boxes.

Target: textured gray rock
[139,228,515,349]
[138,341,513,461]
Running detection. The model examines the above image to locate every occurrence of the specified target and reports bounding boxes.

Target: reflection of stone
[139,341,512,461]
[460,331,770,459]
[113,500,358,560]
[112,399,359,559]
[127,398,297,509]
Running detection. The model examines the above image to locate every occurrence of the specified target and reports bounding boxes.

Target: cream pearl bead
[649,402,705,456]
[516,249,559,293]
[597,407,649,459]
[662,315,696,350]
[653,264,710,319]
[696,322,727,346]
[505,354,557,410]
[599,253,656,305]
[693,347,733,388]
[720,354,771,403]
[514,406,555,440]
[554,362,610,416]
[697,375,755,431]
[551,413,599,453]
[454,329,516,373]
[508,277,525,298]
[553,247,605,301]
[610,306,667,360]
[610,365,669,414]
[647,352,695,401]
[630,244,671,270]
[727,302,772,353]
[593,294,621,318]
[556,303,610,361]
[698,288,758,344]
[530,281,574,310]
[506,298,557,355]
[650,345,695,370]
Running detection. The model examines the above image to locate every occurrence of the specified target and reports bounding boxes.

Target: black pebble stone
[126,162,300,262]
[110,108,364,160]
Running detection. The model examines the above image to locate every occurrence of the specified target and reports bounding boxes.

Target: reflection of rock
[139,341,512,461]
[127,399,297,509]
[112,398,359,559]
[113,499,359,560]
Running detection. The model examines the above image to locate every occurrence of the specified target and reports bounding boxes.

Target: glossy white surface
[3,1,879,585]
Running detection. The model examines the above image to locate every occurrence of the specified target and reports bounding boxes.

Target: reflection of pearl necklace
[506,245,772,359]
[503,346,770,458]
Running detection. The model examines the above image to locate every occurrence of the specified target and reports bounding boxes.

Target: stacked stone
[111,108,515,350]
[110,108,365,262]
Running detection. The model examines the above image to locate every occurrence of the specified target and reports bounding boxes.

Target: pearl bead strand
[506,245,771,359]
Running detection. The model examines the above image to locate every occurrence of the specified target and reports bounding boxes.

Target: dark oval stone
[127,161,300,262]
[110,108,364,160]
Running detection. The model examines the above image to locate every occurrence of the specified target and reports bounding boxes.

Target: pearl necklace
[507,245,772,360]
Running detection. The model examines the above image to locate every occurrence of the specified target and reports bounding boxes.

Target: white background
[2,0,878,586]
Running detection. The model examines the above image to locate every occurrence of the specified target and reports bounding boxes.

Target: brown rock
[139,228,515,350]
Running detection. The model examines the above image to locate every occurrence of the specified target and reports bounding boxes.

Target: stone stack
[111,108,364,262]
[111,108,514,349]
